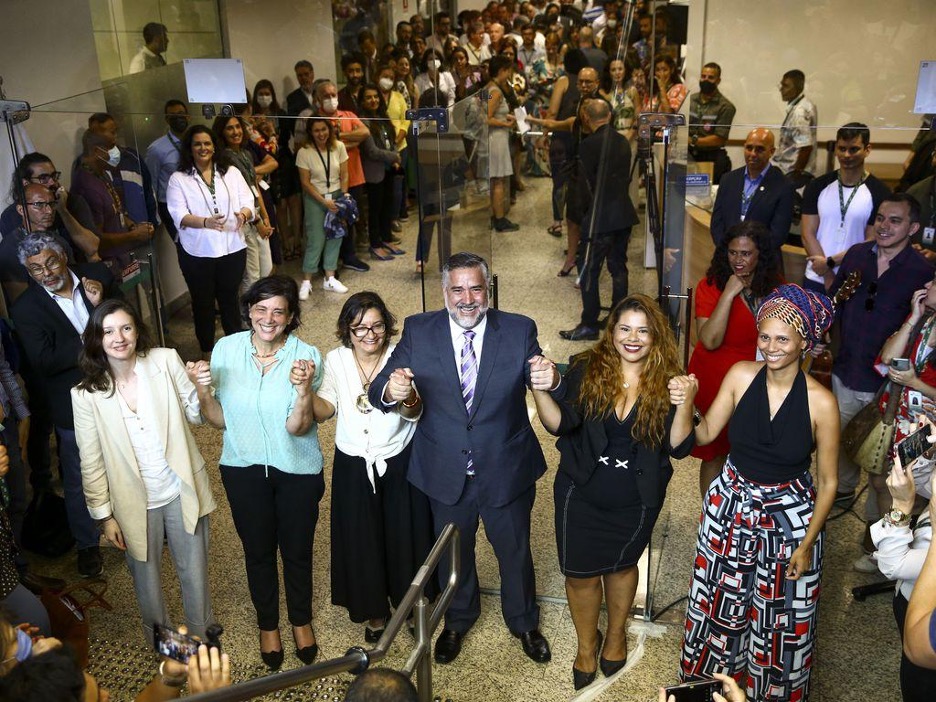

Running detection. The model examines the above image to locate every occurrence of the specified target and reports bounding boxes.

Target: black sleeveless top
[727,366,814,483]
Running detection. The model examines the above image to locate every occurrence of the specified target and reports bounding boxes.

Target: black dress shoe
[514,629,551,663]
[599,655,627,677]
[296,643,318,665]
[433,629,463,664]
[261,648,284,670]
[493,218,520,232]
[572,630,602,690]
[364,625,384,643]
[19,570,67,594]
[559,324,599,341]
[77,546,103,578]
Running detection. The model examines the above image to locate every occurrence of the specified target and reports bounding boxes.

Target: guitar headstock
[833,270,862,307]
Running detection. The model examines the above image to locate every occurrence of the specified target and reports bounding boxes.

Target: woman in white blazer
[72,300,217,643]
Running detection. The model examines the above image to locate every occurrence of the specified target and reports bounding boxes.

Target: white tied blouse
[166,165,255,258]
[318,344,417,491]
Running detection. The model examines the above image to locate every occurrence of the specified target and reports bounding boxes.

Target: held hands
[528,355,558,391]
[668,374,699,407]
[290,359,315,395]
[385,367,415,403]
[81,277,104,307]
[185,360,213,388]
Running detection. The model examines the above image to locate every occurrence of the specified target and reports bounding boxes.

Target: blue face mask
[13,627,33,662]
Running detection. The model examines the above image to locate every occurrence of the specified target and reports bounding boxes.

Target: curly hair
[335,291,398,349]
[77,299,154,395]
[576,294,683,448]
[705,220,783,297]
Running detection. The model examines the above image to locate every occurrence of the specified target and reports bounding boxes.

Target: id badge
[259,180,270,191]
[250,184,260,198]
[909,390,924,412]
[324,193,334,201]
[923,226,935,245]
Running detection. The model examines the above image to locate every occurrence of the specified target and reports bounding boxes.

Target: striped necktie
[460,330,477,474]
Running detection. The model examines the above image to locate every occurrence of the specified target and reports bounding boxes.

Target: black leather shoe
[77,546,103,578]
[514,629,551,663]
[261,648,284,670]
[599,655,627,677]
[343,258,371,272]
[296,643,318,665]
[433,629,463,664]
[19,570,67,594]
[493,218,520,232]
[559,324,599,341]
[572,630,602,690]
[364,625,384,643]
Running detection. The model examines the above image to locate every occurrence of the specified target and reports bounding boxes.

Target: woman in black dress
[531,294,695,689]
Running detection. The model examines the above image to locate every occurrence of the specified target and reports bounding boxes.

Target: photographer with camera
[871,430,936,701]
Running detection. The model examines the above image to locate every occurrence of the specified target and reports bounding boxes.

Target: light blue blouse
[212,331,324,474]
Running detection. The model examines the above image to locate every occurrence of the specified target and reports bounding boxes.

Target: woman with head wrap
[669,284,840,702]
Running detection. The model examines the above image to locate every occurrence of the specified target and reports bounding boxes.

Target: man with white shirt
[772,69,818,184]
[464,22,492,66]
[369,252,554,667]
[11,232,121,579]
[128,22,168,73]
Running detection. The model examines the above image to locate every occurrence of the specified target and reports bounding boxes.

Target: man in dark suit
[282,60,316,144]
[710,128,794,255]
[10,232,121,578]
[561,100,639,341]
[369,252,556,665]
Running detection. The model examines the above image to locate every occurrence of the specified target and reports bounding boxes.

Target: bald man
[710,128,794,253]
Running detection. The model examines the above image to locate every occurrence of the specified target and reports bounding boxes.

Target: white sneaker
[298,280,312,301]
[323,276,348,294]
[853,553,879,573]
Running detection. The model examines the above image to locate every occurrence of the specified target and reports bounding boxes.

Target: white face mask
[378,77,394,92]
[428,59,442,71]
[104,145,120,168]
[256,95,273,107]
[607,19,617,28]
[322,97,339,113]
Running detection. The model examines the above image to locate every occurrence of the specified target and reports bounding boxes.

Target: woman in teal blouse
[188,274,326,670]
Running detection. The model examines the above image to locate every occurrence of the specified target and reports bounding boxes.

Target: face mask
[256,95,273,108]
[168,116,188,133]
[607,19,617,28]
[699,80,717,95]
[101,145,120,168]
[428,59,442,71]
[14,627,33,662]
[322,97,339,113]
[378,77,394,92]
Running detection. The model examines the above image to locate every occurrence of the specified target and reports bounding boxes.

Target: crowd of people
[2,1,936,701]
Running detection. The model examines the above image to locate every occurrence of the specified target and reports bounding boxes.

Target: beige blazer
[71,348,217,562]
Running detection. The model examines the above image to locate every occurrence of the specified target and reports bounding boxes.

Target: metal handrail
[184,523,460,702]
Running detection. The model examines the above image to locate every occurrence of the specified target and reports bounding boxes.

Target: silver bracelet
[158,661,187,688]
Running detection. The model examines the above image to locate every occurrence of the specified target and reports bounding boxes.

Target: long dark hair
[250,79,282,114]
[359,84,394,145]
[176,125,229,173]
[705,221,783,297]
[77,299,154,394]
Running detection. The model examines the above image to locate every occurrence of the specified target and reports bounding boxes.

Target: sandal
[547,224,562,237]
[557,263,575,277]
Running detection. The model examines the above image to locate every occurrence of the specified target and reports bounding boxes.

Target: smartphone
[898,426,933,467]
[891,358,911,371]
[154,623,200,663]
[663,679,721,702]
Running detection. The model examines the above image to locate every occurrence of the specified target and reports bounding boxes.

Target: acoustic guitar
[801,270,862,389]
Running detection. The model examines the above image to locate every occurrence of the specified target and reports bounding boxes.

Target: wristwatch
[825,256,836,271]
[883,508,911,527]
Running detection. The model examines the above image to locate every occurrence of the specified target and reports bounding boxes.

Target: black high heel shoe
[260,631,284,671]
[599,650,627,677]
[572,630,603,690]
[294,625,319,665]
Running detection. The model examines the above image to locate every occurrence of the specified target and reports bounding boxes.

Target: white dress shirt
[166,165,254,258]
[449,314,487,380]
[43,270,90,335]
[319,345,417,491]
[872,511,932,601]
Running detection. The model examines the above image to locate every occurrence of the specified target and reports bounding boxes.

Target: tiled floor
[30,176,901,700]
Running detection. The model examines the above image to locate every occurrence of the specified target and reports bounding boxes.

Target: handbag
[40,580,111,668]
[840,317,925,475]
[22,489,75,557]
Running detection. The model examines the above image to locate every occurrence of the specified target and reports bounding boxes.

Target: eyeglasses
[26,259,64,276]
[28,171,61,184]
[350,322,386,338]
[26,200,56,211]
[865,281,878,311]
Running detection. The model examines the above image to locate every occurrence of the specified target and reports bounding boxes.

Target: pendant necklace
[353,350,381,413]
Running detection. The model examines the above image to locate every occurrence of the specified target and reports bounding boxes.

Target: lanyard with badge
[740,168,768,220]
[313,142,332,193]
[837,173,866,232]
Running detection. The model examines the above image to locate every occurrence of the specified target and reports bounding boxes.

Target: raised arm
[904,476,936,668]
[185,361,225,429]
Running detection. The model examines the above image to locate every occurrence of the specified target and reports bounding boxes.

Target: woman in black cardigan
[532,294,695,690]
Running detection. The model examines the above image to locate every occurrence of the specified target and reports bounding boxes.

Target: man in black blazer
[561,100,640,341]
[11,232,122,578]
[710,128,794,255]
[369,252,557,665]
[282,60,316,144]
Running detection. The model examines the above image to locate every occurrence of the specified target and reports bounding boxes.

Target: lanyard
[740,166,769,218]
[781,94,803,130]
[313,142,332,190]
[837,173,866,227]
[167,132,183,155]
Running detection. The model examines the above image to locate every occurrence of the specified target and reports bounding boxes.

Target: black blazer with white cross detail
[547,359,694,510]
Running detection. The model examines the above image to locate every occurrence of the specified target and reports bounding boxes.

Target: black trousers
[175,245,246,352]
[577,227,631,327]
[894,590,936,702]
[220,464,325,630]
[366,178,395,248]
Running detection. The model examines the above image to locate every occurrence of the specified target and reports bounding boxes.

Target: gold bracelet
[401,392,420,408]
